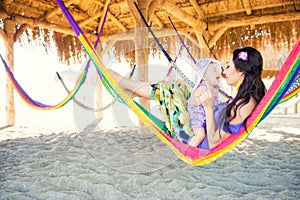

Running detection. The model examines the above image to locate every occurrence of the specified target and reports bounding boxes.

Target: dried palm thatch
[0,0,299,67]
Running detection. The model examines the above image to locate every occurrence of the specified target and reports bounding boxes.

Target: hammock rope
[58,65,136,112]
[167,15,233,100]
[132,2,195,88]
[55,0,300,166]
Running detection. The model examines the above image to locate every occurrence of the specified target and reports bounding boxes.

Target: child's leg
[109,69,151,99]
[150,80,194,142]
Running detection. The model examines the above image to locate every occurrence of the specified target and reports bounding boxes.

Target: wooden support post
[127,0,151,133]
[135,19,150,133]
[3,19,15,126]
[95,47,103,121]
[293,99,299,114]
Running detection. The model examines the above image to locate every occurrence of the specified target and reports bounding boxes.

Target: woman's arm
[197,87,257,148]
[202,103,225,148]
[211,98,257,146]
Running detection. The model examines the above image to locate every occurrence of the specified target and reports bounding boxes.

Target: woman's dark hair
[223,46,266,133]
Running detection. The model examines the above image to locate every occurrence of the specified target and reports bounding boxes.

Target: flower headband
[238,51,248,61]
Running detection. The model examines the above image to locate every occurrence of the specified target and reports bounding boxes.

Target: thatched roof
[0,0,299,68]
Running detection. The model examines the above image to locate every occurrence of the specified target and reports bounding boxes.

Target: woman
[194,46,266,148]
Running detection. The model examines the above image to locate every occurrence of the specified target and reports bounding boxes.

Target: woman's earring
[235,79,243,90]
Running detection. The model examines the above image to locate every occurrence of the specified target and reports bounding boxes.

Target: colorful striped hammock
[56,0,300,166]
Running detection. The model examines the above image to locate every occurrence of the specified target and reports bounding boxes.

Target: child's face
[203,63,221,89]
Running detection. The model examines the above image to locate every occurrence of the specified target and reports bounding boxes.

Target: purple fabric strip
[56,0,83,36]
[85,3,110,80]
[0,54,51,108]
[168,16,196,64]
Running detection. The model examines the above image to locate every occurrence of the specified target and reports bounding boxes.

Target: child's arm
[188,128,206,147]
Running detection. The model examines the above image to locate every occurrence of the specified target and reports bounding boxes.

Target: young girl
[187,59,222,148]
[110,58,222,148]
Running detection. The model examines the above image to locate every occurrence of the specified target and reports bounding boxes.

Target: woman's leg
[109,69,151,99]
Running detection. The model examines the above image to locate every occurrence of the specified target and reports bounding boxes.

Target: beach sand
[0,102,299,199]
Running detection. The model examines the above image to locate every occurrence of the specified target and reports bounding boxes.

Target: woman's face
[203,63,221,89]
[223,59,243,86]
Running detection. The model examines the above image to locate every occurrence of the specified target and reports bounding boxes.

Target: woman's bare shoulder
[238,97,257,119]
[231,97,257,123]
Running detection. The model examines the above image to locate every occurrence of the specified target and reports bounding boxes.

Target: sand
[1,35,299,199]
[0,101,299,200]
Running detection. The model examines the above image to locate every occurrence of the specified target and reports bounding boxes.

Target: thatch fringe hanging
[114,40,135,67]
[13,20,299,69]
[16,27,85,65]
[212,21,299,70]
[52,32,85,65]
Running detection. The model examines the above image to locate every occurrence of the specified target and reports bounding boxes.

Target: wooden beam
[57,1,103,37]
[101,28,175,42]
[108,12,127,32]
[126,0,148,23]
[0,11,98,41]
[8,2,44,16]
[208,27,227,48]
[45,0,75,20]
[208,12,300,32]
[151,14,164,28]
[176,2,295,18]
[163,0,206,33]
[100,27,201,50]
[189,0,205,19]
[79,12,102,28]
[242,0,252,15]
[14,24,28,42]
[3,0,13,4]
[90,0,127,32]
[163,0,210,55]
[195,31,211,56]
[0,29,6,41]
[294,0,300,10]
[148,0,162,17]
